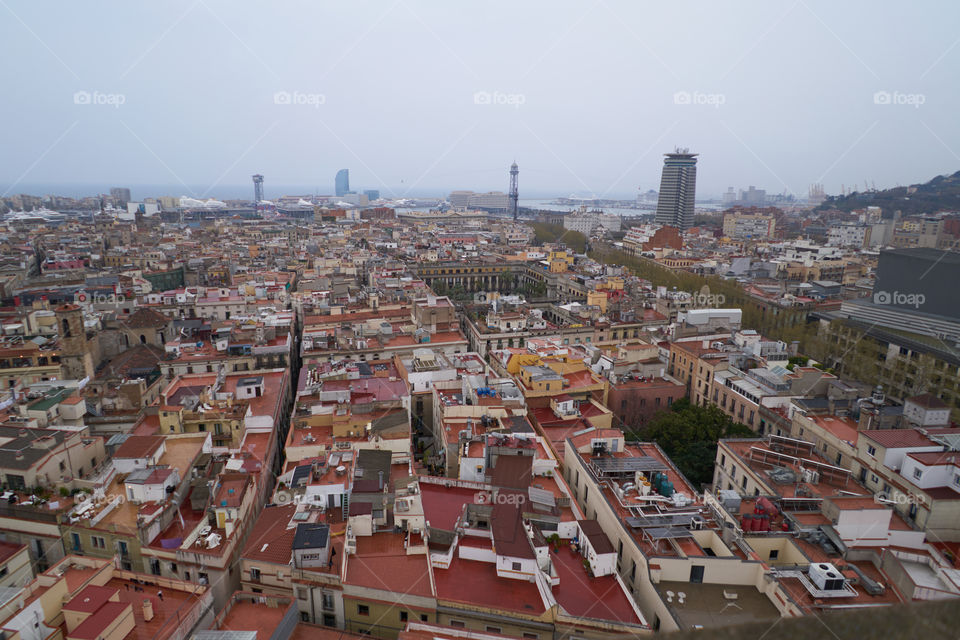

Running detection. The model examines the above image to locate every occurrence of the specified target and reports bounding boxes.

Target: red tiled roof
[241,504,296,564]
[492,500,534,559]
[69,601,131,640]
[907,393,948,409]
[63,585,116,614]
[114,435,164,459]
[124,307,171,329]
[860,429,935,449]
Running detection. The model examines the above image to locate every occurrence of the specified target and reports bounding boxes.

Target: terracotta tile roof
[241,504,297,564]
[114,435,164,459]
[123,307,171,329]
[860,429,935,449]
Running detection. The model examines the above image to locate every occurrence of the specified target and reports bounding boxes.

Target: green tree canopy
[629,398,757,489]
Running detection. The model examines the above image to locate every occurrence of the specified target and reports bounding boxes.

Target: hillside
[817,170,960,217]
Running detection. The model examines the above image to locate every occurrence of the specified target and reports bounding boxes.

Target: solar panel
[591,456,668,475]
[528,487,556,507]
[626,513,695,529]
[642,526,694,541]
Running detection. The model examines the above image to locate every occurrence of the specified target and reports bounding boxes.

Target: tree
[629,398,758,489]
[499,271,516,293]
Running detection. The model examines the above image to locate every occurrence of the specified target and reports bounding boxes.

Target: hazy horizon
[3,1,958,202]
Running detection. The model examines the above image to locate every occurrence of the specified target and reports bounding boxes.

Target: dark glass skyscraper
[654,150,698,230]
[335,169,350,197]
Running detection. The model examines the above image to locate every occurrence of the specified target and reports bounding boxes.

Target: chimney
[142,599,154,621]
[858,402,878,431]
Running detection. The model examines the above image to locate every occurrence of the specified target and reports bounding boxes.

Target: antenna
[509,161,519,221]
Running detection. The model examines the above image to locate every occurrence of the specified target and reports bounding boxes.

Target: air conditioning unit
[808,562,846,591]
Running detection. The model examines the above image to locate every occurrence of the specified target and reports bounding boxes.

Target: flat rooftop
[654,581,780,630]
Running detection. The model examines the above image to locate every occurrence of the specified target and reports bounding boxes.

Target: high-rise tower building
[335,169,350,197]
[252,174,264,203]
[654,149,698,230]
[509,162,519,220]
[110,187,131,206]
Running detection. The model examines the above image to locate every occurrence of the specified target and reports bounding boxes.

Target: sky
[1,1,958,202]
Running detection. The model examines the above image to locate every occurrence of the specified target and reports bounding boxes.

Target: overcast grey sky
[2,1,958,200]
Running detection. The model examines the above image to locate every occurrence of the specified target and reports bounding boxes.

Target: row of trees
[529,221,587,253]
[587,244,822,351]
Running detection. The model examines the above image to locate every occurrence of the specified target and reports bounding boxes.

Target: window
[511,562,521,571]
[913,468,923,480]
[420,615,429,622]
[871,474,879,483]
[322,592,334,610]
[250,567,261,581]
[400,611,408,622]
[91,536,106,549]
[867,445,876,456]
[357,604,370,616]
[769,549,779,560]
[449,620,466,629]
[486,627,501,634]
[523,634,539,640]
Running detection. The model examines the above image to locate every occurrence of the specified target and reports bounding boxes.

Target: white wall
[496,554,538,580]
[459,544,496,563]
[459,456,485,482]
[881,445,941,471]
[901,458,956,490]
[304,482,345,508]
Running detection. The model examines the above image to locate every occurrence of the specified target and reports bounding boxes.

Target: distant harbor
[520,198,722,216]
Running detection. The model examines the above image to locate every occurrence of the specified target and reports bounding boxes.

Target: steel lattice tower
[252,174,264,203]
[509,162,519,220]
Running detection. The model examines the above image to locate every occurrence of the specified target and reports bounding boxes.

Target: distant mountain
[816,170,960,217]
